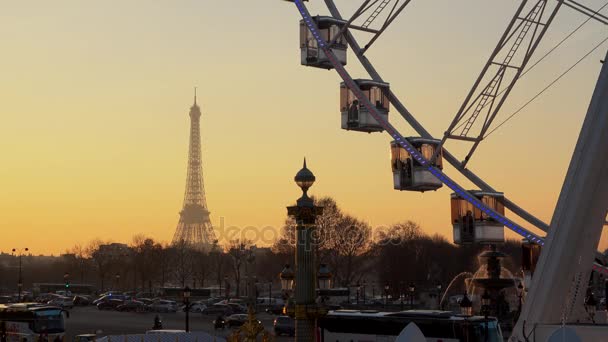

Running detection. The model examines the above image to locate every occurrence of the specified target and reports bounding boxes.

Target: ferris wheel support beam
[512,49,608,336]
[324,0,552,233]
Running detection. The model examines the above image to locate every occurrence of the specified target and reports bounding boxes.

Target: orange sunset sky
[1,0,607,255]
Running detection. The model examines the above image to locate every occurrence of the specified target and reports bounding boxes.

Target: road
[65,306,292,341]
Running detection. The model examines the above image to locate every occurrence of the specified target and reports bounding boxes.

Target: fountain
[464,244,521,334]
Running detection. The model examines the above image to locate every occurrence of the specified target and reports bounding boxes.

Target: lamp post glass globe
[280,264,294,291]
[318,264,332,290]
[184,286,191,299]
[460,292,473,316]
[294,159,316,193]
[409,283,415,293]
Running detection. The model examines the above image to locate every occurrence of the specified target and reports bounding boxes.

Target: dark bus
[319,310,503,342]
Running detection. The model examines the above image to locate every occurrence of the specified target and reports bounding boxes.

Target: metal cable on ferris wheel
[285,0,608,274]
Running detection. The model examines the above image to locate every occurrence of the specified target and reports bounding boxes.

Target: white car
[150,299,177,313]
[48,296,74,309]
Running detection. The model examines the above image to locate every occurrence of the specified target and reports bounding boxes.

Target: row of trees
[272,196,523,297]
[1,196,525,299]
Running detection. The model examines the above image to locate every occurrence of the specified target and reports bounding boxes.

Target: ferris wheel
[285,0,608,280]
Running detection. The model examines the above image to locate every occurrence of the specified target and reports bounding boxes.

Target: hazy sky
[1,0,607,255]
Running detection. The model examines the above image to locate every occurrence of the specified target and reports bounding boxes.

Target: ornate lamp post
[285,159,324,342]
[183,286,191,332]
[460,292,473,316]
[481,290,491,342]
[409,283,415,310]
[12,248,28,301]
[460,292,473,341]
[318,264,332,303]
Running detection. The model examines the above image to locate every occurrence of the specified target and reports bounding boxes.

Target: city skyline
[2,0,608,255]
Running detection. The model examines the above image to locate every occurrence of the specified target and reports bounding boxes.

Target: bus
[319,310,503,342]
[0,304,67,342]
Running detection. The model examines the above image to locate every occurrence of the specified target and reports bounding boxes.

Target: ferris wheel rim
[291,0,608,274]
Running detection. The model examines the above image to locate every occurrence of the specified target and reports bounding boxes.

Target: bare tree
[131,235,162,293]
[326,215,372,286]
[87,239,111,290]
[171,240,195,288]
[227,239,253,297]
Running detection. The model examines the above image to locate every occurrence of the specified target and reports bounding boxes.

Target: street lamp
[384,284,390,307]
[399,281,404,310]
[284,159,325,341]
[409,283,415,310]
[460,291,473,341]
[224,275,229,299]
[318,264,332,304]
[115,273,120,292]
[280,264,295,292]
[318,264,332,290]
[436,283,443,310]
[12,247,28,302]
[183,286,191,332]
[356,282,361,305]
[362,281,367,304]
[585,291,597,323]
[460,292,473,316]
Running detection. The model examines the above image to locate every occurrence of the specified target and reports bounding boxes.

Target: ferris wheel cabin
[340,79,389,133]
[300,16,347,69]
[451,191,505,245]
[390,138,443,192]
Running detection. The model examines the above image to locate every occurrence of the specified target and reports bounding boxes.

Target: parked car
[227,303,247,314]
[36,293,61,304]
[73,295,92,306]
[97,299,124,310]
[47,296,74,309]
[149,300,177,313]
[73,334,97,342]
[226,314,260,328]
[93,294,126,305]
[181,302,206,313]
[135,292,155,299]
[273,316,295,336]
[117,300,146,312]
[265,304,284,315]
[201,304,232,316]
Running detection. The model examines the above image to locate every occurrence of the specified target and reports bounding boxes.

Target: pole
[18,254,22,302]
[185,298,190,332]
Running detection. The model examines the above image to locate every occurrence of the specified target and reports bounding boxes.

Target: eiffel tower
[172,88,216,249]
